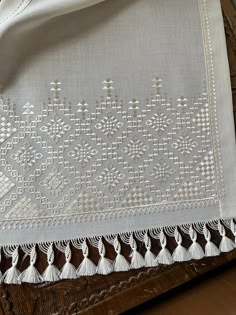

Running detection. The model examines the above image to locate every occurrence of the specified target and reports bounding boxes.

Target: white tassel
[144,232,157,267]
[43,244,60,282]
[156,229,173,265]
[230,219,236,247]
[188,225,204,260]
[113,237,130,272]
[218,221,235,252]
[203,225,220,257]
[77,240,96,276]
[172,228,191,262]
[2,247,21,284]
[19,245,42,283]
[60,243,77,279]
[129,234,145,269]
[96,238,113,275]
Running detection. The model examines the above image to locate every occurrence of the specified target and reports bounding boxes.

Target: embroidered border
[0,0,225,229]
[198,0,225,198]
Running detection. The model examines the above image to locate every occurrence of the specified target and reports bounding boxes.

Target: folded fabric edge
[0,0,105,38]
[0,217,235,284]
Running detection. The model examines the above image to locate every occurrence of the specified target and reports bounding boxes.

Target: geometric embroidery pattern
[68,139,98,167]
[95,163,125,193]
[121,186,153,208]
[145,112,172,133]
[0,171,15,199]
[4,196,44,218]
[0,77,222,226]
[39,167,71,197]
[171,135,198,154]
[0,116,17,144]
[149,160,175,182]
[196,151,215,182]
[10,142,43,172]
[121,136,149,161]
[65,192,102,214]
[40,115,71,143]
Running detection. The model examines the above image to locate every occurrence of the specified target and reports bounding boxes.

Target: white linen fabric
[0,0,236,283]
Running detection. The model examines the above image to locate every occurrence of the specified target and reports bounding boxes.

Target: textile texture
[0,0,236,284]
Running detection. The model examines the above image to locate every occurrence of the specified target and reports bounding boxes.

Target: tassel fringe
[0,218,235,284]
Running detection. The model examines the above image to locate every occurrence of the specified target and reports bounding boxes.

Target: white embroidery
[0,0,225,230]
[0,74,223,229]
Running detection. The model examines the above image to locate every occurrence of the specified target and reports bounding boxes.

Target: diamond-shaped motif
[65,191,101,213]
[121,186,153,207]
[121,136,149,160]
[171,135,198,154]
[40,167,70,197]
[95,112,123,137]
[0,171,15,199]
[10,143,43,172]
[177,96,188,108]
[149,161,175,182]
[146,113,172,132]
[40,115,71,142]
[174,181,204,200]
[192,104,210,132]
[5,196,44,218]
[0,116,17,144]
[196,151,215,181]
[0,77,220,221]
[68,139,98,167]
[95,163,125,192]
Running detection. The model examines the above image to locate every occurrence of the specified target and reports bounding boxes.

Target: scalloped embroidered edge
[0,217,235,284]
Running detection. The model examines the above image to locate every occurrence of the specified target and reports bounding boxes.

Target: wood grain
[0,1,236,314]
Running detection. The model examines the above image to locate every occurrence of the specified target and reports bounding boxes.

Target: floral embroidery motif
[121,136,149,160]
[10,142,43,172]
[149,161,175,182]
[145,113,172,132]
[95,113,124,138]
[40,115,71,143]
[0,76,222,223]
[39,167,71,197]
[95,163,125,193]
[171,135,198,154]
[68,139,98,167]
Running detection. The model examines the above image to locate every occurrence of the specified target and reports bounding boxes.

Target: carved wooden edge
[3,251,236,315]
[74,252,236,315]
[80,251,236,315]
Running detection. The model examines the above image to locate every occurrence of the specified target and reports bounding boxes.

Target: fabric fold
[0,0,105,36]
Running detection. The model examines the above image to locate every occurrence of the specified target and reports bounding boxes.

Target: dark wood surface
[0,1,236,314]
[125,259,236,315]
